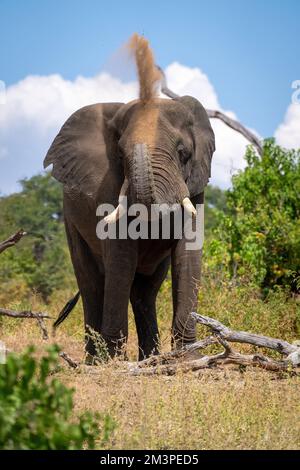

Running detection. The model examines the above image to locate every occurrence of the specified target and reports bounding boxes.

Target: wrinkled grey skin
[44,96,215,360]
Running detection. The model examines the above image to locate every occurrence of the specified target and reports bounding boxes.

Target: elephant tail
[53,291,81,329]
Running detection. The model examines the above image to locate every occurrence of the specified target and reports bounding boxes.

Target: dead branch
[36,317,49,340]
[191,312,298,357]
[132,336,217,369]
[118,312,300,376]
[125,352,291,376]
[0,229,27,254]
[0,307,79,368]
[59,351,78,369]
[0,308,51,319]
[125,339,296,377]
[157,65,263,155]
[125,353,225,376]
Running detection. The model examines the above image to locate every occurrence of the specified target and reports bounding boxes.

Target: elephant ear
[43,102,123,197]
[177,96,215,197]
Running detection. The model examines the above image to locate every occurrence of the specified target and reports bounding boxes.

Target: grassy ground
[1,277,300,450]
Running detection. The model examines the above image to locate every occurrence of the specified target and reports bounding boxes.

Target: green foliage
[205,140,300,291]
[0,173,73,300]
[204,185,227,233]
[0,345,115,449]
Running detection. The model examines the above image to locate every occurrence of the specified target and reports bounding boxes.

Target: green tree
[206,140,300,291]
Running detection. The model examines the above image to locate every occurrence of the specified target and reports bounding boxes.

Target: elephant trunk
[128,143,156,206]
[128,142,191,208]
[105,143,197,224]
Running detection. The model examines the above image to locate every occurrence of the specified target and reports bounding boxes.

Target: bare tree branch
[0,308,51,319]
[125,352,292,376]
[0,229,27,254]
[206,109,262,155]
[131,336,217,369]
[125,342,297,377]
[157,65,263,155]
[191,312,298,357]
[117,312,300,376]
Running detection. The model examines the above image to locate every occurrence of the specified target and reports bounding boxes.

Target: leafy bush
[0,345,114,449]
[205,140,300,291]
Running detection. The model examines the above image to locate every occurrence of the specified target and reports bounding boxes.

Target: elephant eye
[177,144,191,163]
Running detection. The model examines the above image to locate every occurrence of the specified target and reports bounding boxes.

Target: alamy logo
[291,80,300,104]
[96,199,204,251]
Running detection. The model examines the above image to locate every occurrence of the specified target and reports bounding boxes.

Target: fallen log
[122,313,300,376]
[2,307,299,375]
[125,339,298,377]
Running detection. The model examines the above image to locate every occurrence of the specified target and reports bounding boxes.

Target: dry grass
[1,279,300,450]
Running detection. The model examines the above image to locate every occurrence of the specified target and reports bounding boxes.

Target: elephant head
[104,95,215,222]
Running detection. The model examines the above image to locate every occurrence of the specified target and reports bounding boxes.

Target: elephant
[44,93,215,361]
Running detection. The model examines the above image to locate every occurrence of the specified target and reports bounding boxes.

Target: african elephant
[44,38,215,360]
[44,94,215,360]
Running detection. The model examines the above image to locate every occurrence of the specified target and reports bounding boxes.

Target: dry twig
[59,352,78,369]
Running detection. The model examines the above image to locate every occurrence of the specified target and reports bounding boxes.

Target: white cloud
[0,62,265,194]
[274,102,300,149]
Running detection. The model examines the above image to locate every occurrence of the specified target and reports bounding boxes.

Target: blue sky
[1,0,299,136]
[0,0,299,194]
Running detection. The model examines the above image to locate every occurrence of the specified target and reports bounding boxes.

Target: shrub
[205,140,300,291]
[0,345,115,449]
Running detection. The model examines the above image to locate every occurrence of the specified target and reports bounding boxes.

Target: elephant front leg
[130,256,170,360]
[171,238,201,349]
[101,241,137,357]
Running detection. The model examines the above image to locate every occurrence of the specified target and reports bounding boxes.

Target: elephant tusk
[104,203,126,224]
[104,178,129,224]
[182,197,197,217]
